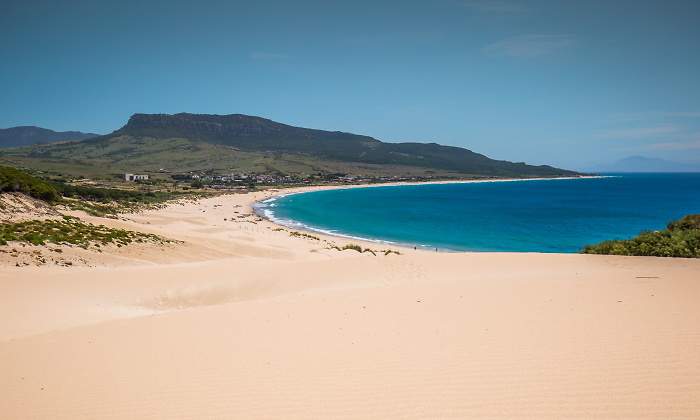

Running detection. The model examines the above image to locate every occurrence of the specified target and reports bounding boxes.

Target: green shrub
[0,166,60,202]
[668,214,700,231]
[582,214,700,258]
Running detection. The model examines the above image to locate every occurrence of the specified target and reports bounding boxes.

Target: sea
[255,173,700,253]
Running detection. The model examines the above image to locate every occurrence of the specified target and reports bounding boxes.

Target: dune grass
[329,243,401,256]
[0,216,173,248]
[289,231,320,240]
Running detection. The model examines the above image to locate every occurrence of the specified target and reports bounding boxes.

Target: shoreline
[2,177,700,419]
[252,175,607,253]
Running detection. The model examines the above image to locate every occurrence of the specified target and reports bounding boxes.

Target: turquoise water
[257,174,700,253]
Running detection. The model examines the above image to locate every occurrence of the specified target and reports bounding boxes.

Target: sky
[1,0,700,170]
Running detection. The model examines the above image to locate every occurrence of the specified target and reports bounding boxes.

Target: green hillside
[0,113,579,180]
[0,165,60,202]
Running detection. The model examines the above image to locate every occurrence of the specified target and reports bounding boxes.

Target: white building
[124,173,149,181]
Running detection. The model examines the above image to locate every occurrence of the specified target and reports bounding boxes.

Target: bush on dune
[581,214,700,258]
[0,166,60,202]
[667,214,700,231]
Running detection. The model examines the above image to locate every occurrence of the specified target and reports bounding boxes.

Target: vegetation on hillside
[117,113,576,177]
[0,165,60,202]
[0,135,465,180]
[582,214,700,258]
[0,216,174,248]
[1,113,579,179]
[55,183,208,216]
[1,165,206,216]
[56,182,192,205]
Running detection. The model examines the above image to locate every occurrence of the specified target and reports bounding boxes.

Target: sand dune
[1,188,699,419]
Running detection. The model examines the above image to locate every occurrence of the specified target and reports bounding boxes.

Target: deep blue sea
[257,174,700,253]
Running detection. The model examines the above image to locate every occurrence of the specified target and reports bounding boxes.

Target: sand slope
[1,190,699,419]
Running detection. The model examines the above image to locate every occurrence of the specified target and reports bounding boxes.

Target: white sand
[1,186,699,419]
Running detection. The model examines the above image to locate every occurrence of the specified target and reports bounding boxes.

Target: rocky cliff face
[118,113,379,147]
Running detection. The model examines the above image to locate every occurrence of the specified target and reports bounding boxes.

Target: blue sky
[1,0,699,169]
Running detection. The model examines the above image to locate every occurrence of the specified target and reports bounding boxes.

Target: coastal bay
[1,186,699,419]
[261,174,700,253]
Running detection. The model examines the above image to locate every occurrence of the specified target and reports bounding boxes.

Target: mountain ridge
[0,126,99,148]
[1,113,579,179]
[106,113,577,177]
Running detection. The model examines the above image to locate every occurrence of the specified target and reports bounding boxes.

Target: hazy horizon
[2,0,699,170]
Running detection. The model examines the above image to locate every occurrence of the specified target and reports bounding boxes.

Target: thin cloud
[250,52,289,61]
[483,34,574,58]
[462,0,524,14]
[596,125,680,140]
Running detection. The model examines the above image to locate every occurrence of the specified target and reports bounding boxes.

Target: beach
[1,184,699,419]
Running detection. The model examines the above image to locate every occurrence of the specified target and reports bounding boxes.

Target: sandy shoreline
[1,182,699,419]
[251,175,606,250]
